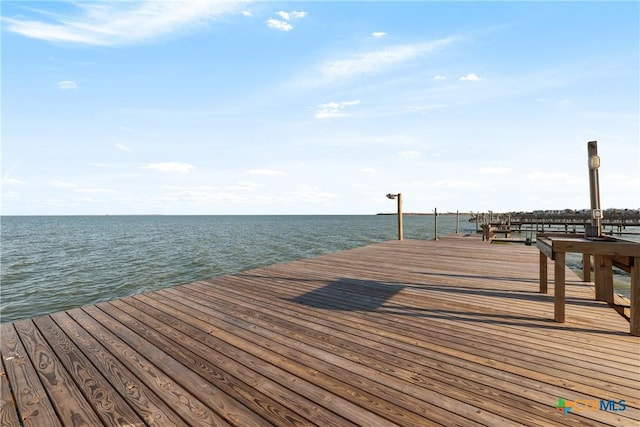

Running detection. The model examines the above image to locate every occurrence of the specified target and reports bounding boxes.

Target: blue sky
[2,1,638,215]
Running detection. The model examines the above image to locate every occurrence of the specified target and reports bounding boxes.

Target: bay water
[1,214,472,322]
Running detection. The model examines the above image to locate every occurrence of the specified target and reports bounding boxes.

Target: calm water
[1,215,634,323]
[1,215,474,322]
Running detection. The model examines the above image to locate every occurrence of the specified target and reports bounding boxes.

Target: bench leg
[540,252,548,294]
[631,257,639,336]
[554,252,565,323]
[582,253,591,282]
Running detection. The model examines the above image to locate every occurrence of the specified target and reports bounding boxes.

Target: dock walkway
[2,234,638,426]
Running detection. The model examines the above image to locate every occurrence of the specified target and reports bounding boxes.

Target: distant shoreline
[376,212,470,216]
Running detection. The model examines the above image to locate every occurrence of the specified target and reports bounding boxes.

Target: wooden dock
[2,234,638,426]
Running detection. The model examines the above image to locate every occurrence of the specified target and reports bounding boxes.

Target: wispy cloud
[2,1,245,46]
[360,167,377,174]
[434,75,447,80]
[435,180,481,189]
[115,143,133,152]
[1,178,27,185]
[301,36,457,87]
[49,179,77,188]
[246,169,287,176]
[479,166,511,174]
[74,188,115,194]
[276,11,307,21]
[460,73,482,81]
[315,100,361,119]
[267,19,293,31]
[372,32,387,38]
[267,9,307,31]
[57,80,78,90]
[142,162,196,173]
[525,171,582,185]
[231,181,265,191]
[398,150,423,159]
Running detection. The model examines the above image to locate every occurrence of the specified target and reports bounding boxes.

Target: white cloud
[241,10,252,17]
[315,100,361,119]
[231,181,265,191]
[57,80,78,90]
[460,73,482,81]
[115,143,133,152]
[310,37,457,85]
[479,166,511,175]
[246,169,287,176]
[434,75,447,80]
[360,167,377,173]
[2,1,244,46]
[525,171,582,185]
[142,162,196,173]
[372,32,387,38]
[1,178,26,185]
[49,179,77,188]
[268,10,306,31]
[398,150,423,159]
[435,180,481,189]
[267,19,293,31]
[74,188,116,194]
[276,11,307,21]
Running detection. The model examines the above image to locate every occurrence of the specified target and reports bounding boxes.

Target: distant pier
[473,210,640,238]
[2,235,638,426]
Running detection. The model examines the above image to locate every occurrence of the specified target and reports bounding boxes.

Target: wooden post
[582,254,591,282]
[539,252,548,294]
[554,251,566,323]
[434,207,438,241]
[397,193,403,241]
[587,140,602,237]
[631,257,639,336]
[475,213,479,233]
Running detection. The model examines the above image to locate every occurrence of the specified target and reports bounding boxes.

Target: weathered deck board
[1,234,638,426]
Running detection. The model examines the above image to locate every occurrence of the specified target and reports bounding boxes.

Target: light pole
[386,193,403,240]
[434,207,438,241]
[587,140,602,237]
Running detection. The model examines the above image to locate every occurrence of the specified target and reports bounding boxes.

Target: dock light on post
[386,193,403,240]
[587,141,602,237]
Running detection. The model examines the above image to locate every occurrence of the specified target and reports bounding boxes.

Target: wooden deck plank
[68,307,233,426]
[102,299,327,427]
[133,290,473,427]
[1,234,638,426]
[0,323,62,427]
[32,315,145,427]
[0,351,21,427]
[122,294,408,427]
[13,319,104,426]
[49,310,188,427]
